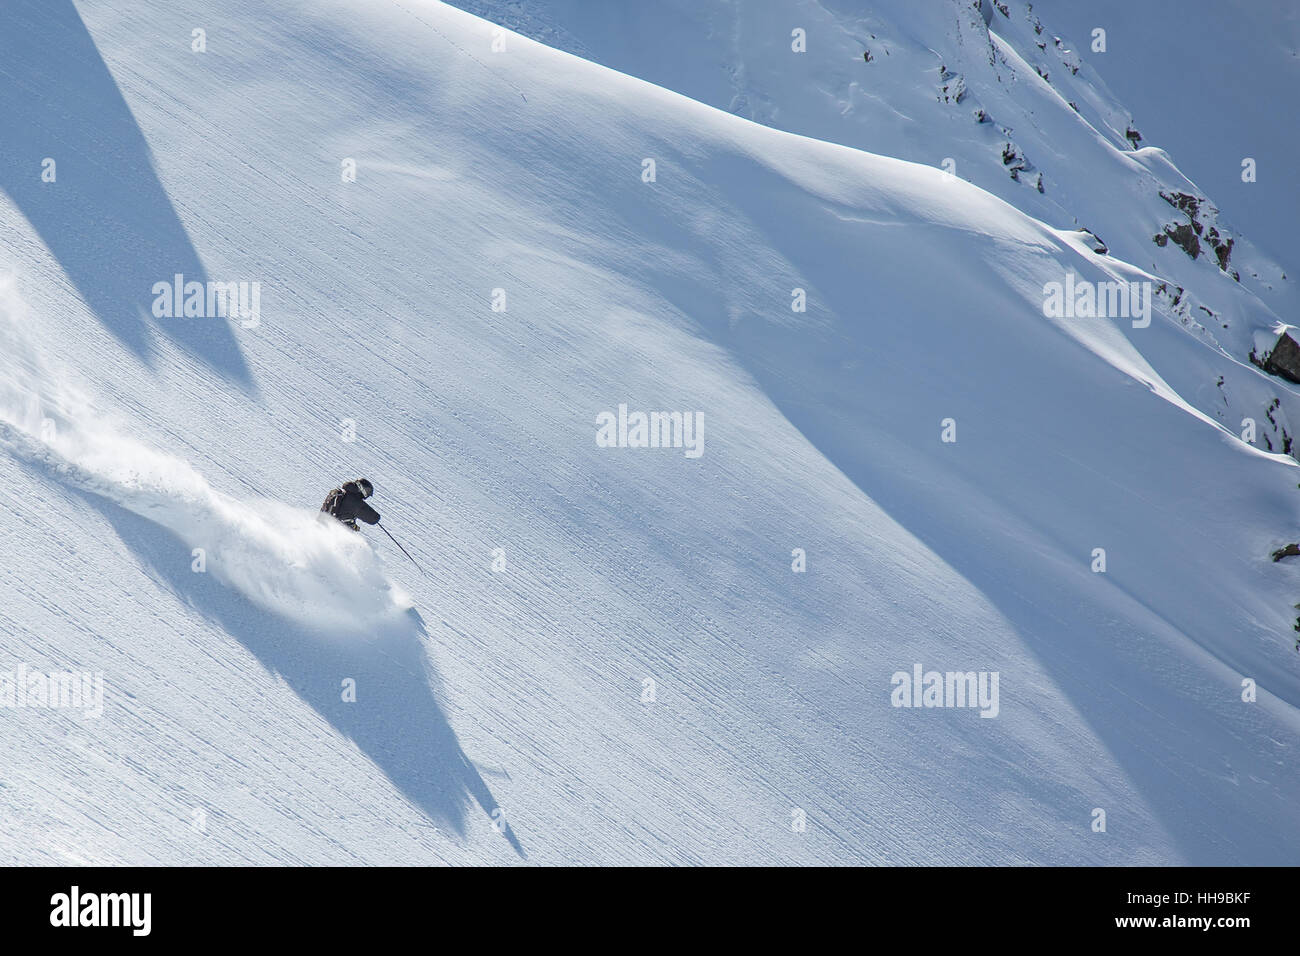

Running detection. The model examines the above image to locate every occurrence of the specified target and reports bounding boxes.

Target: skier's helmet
[356,478,374,498]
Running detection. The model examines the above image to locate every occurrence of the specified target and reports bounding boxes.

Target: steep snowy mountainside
[0,0,1297,866]
[1034,0,1300,265]
[453,0,1300,454]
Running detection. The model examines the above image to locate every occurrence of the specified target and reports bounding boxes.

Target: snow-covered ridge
[451,0,1300,452]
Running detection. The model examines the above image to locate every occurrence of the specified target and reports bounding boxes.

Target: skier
[320,478,380,531]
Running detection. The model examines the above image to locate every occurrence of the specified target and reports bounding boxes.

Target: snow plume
[0,275,410,632]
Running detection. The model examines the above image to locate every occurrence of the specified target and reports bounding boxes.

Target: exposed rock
[1273,544,1300,562]
[939,66,966,103]
[1001,142,1028,176]
[1155,191,1234,271]
[1150,282,1225,342]
[1251,330,1300,384]
[1206,228,1234,270]
[1160,222,1201,260]
[1161,190,1201,219]
[1265,397,1293,455]
[1075,228,1107,254]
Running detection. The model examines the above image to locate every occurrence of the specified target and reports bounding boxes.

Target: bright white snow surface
[0,0,1297,865]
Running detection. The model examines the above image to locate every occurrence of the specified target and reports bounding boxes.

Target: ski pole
[377,523,427,577]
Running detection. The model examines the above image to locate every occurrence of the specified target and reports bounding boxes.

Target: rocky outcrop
[1250,330,1300,384]
[939,65,966,103]
[1155,222,1199,260]
[1001,141,1027,175]
[1153,190,1235,274]
[1075,228,1107,254]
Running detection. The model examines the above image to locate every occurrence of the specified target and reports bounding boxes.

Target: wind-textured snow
[0,0,1297,865]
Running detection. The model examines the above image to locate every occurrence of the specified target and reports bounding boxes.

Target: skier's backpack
[320,487,344,517]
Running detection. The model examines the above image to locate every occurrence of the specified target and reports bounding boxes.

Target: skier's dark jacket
[321,481,380,526]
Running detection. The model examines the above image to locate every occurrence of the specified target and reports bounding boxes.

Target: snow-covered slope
[455,0,1300,449]
[1,0,1297,865]
[1032,0,1300,264]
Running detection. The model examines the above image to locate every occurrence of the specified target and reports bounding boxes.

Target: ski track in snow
[0,278,411,633]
